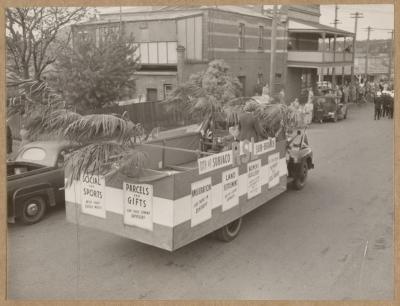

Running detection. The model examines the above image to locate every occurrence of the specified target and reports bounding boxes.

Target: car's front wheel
[293,160,308,190]
[20,196,47,225]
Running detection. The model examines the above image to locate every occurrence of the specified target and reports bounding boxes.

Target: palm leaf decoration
[163,60,242,127]
[64,114,137,143]
[25,109,82,141]
[21,105,147,185]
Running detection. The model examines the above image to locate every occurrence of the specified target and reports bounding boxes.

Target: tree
[6,8,91,80]
[164,59,242,122]
[53,32,140,111]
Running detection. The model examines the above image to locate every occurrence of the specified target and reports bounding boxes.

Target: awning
[289,18,354,38]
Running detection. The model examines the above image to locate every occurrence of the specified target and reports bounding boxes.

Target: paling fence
[8,101,193,141]
[80,101,187,132]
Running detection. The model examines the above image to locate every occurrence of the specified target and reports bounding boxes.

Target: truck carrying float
[65,124,314,251]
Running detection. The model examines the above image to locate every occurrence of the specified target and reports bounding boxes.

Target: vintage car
[7,141,76,224]
[313,94,348,123]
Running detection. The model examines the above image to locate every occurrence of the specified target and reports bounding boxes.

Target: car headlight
[328,112,334,115]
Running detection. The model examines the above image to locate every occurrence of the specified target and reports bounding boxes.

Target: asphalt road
[7,103,394,300]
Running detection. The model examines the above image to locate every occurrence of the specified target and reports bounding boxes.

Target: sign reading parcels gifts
[123,182,153,231]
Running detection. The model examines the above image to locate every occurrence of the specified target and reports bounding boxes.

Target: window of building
[98,25,120,46]
[77,31,90,43]
[163,84,173,100]
[258,26,264,49]
[146,88,158,102]
[238,23,245,49]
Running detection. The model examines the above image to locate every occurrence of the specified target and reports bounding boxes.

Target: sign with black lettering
[247,159,261,199]
[123,182,153,230]
[198,150,233,175]
[222,167,239,211]
[268,153,280,188]
[81,174,106,218]
[191,177,212,227]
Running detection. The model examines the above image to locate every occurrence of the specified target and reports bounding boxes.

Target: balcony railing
[133,41,177,65]
[288,51,353,63]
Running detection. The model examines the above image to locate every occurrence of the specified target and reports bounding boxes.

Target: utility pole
[269,5,278,95]
[388,30,394,80]
[331,5,340,87]
[350,12,364,88]
[364,26,372,83]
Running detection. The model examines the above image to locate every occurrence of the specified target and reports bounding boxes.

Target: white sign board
[222,167,239,211]
[123,182,153,231]
[198,150,233,175]
[268,153,281,188]
[247,159,262,199]
[191,177,212,227]
[239,138,276,156]
[254,138,276,156]
[81,174,106,218]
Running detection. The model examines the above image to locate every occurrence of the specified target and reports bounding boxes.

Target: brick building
[72,6,288,102]
[282,5,354,101]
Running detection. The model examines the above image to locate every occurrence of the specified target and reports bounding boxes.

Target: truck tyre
[215,218,242,242]
[20,196,47,225]
[293,160,308,190]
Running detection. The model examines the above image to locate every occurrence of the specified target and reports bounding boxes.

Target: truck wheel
[215,218,242,242]
[20,196,47,225]
[293,160,308,190]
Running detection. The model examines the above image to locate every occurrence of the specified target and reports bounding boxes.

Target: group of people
[288,88,314,127]
[373,86,394,120]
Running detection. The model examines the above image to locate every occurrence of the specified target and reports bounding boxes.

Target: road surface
[7,103,394,300]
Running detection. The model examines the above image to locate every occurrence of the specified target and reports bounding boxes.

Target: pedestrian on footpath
[374,91,383,120]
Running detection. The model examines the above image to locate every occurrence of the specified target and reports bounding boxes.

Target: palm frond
[65,142,127,184]
[116,150,149,178]
[24,108,82,141]
[65,142,149,185]
[64,113,141,143]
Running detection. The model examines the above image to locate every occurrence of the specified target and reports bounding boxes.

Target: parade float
[48,60,314,251]
[63,101,314,251]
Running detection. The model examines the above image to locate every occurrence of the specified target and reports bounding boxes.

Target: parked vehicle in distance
[7,141,76,225]
[313,95,348,123]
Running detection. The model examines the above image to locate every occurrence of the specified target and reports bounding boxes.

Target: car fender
[12,184,57,219]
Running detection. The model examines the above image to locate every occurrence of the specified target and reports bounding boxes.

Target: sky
[98,4,394,41]
[319,4,394,40]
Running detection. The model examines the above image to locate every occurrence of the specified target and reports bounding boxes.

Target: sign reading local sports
[191,177,212,227]
[198,150,233,175]
[247,159,261,199]
[268,153,280,188]
[123,182,153,231]
[222,167,239,211]
[81,174,106,218]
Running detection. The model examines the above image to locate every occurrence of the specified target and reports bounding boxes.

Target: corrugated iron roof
[79,10,204,25]
[80,6,271,25]
[289,18,353,37]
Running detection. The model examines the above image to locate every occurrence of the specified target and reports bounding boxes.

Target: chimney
[176,45,186,84]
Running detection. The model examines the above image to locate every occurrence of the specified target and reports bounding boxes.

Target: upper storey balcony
[287,18,354,68]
